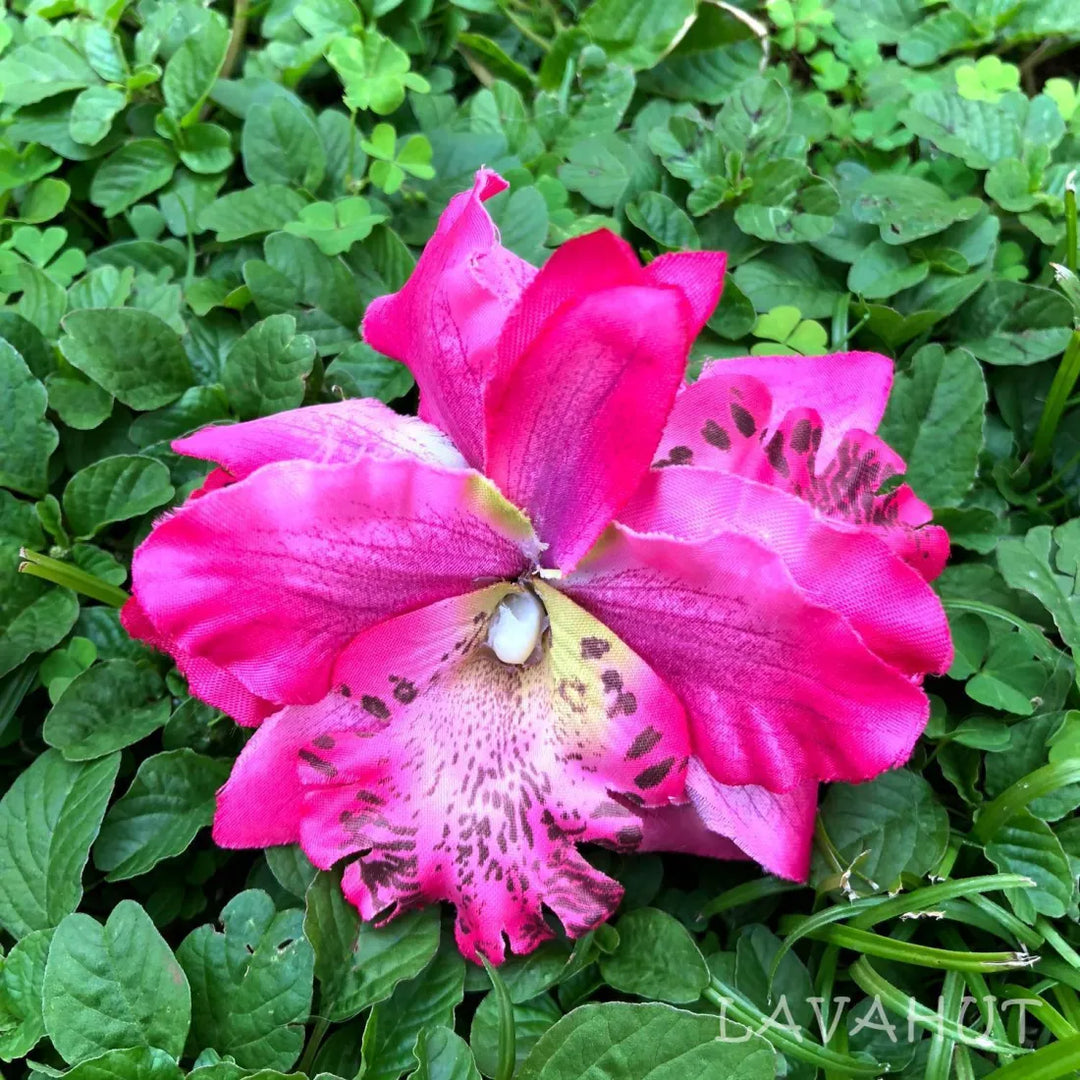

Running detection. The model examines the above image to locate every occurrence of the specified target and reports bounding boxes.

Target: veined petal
[632,762,817,881]
[620,468,952,676]
[239,583,689,963]
[562,525,930,792]
[362,169,536,465]
[122,597,274,728]
[132,456,537,707]
[485,285,695,571]
[173,399,465,481]
[706,352,893,463]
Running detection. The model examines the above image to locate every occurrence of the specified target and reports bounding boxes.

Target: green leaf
[412,1026,482,1080]
[0,339,58,497]
[177,890,314,1071]
[625,191,698,249]
[243,98,326,190]
[361,947,466,1080]
[516,1002,775,1079]
[716,78,791,157]
[948,281,1073,366]
[599,908,709,1004]
[94,749,232,880]
[90,140,178,218]
[470,991,561,1077]
[848,240,929,299]
[997,521,1080,652]
[985,157,1038,212]
[285,198,387,257]
[45,371,115,430]
[985,810,1073,919]
[304,871,441,1022]
[199,185,309,243]
[222,314,316,419]
[69,87,127,147]
[851,173,983,244]
[0,750,119,938]
[162,11,230,126]
[579,0,697,69]
[0,37,100,107]
[559,134,633,208]
[60,308,193,410]
[814,769,949,890]
[62,454,174,539]
[42,900,191,1064]
[52,1047,185,1080]
[0,928,53,1061]
[326,29,431,115]
[43,659,170,761]
[325,341,414,402]
[877,344,987,506]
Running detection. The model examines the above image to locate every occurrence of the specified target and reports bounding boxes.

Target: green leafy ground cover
[1,0,1080,1077]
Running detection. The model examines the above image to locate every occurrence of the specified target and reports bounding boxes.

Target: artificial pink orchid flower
[124,170,951,963]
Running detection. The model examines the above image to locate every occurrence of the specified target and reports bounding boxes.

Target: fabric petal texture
[125,168,953,963]
[563,525,931,792]
[218,585,689,963]
[362,169,534,466]
[132,455,536,707]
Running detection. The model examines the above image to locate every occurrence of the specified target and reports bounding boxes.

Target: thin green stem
[699,876,803,918]
[702,979,884,1076]
[297,1016,329,1076]
[847,958,1024,1056]
[980,1034,1080,1080]
[19,549,129,607]
[1065,179,1077,275]
[220,0,251,83]
[974,759,1080,843]
[789,923,1037,973]
[1031,329,1080,471]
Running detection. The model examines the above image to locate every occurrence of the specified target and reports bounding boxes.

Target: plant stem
[297,1016,329,1076]
[220,0,251,83]
[18,549,129,607]
[1031,329,1080,471]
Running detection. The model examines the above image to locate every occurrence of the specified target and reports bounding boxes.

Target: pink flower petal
[362,169,536,465]
[173,400,465,481]
[707,351,893,462]
[620,468,952,676]
[653,364,949,583]
[121,597,274,728]
[562,525,931,792]
[654,372,774,475]
[685,760,816,881]
[643,251,727,337]
[485,285,696,570]
[632,761,816,880]
[131,457,537,707]
[265,583,688,963]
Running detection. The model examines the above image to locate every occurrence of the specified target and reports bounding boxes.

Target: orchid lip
[487,587,548,665]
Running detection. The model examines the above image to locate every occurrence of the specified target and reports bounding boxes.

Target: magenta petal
[632,801,747,861]
[486,285,694,570]
[685,760,816,881]
[279,583,688,963]
[620,468,952,676]
[121,597,274,728]
[654,372,774,476]
[643,251,727,337]
[563,525,931,792]
[362,169,536,465]
[173,399,465,480]
[706,351,893,462]
[132,457,537,707]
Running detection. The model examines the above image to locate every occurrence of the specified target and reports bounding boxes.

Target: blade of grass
[980,1034,1080,1080]
[786,923,1038,972]
[848,958,1025,1056]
